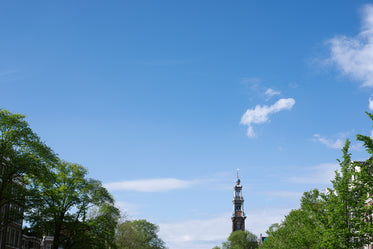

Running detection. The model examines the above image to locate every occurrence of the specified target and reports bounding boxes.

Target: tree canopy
[0,109,57,209]
[115,219,167,249]
[0,109,57,249]
[26,160,119,249]
[226,230,258,249]
[260,207,321,249]
[261,112,373,248]
[0,108,170,249]
[214,230,258,249]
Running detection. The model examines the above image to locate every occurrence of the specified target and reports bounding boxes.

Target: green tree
[64,203,120,249]
[260,190,324,249]
[261,140,367,249]
[260,208,321,249]
[353,112,373,246]
[222,230,258,249]
[319,138,365,248]
[320,126,373,248]
[0,109,57,249]
[115,219,167,249]
[261,113,373,249]
[25,160,117,249]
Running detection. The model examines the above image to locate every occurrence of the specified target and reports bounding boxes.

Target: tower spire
[232,171,246,232]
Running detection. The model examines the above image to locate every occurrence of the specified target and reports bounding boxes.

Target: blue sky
[2,1,373,248]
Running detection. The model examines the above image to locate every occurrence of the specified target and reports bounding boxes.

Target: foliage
[353,112,373,246]
[261,139,369,248]
[87,204,121,248]
[320,115,373,248]
[260,189,325,249]
[260,208,321,249]
[0,109,57,248]
[218,230,258,249]
[0,109,57,207]
[64,203,120,249]
[319,138,366,248]
[0,109,122,248]
[261,112,373,248]
[115,219,167,249]
[228,230,258,249]
[25,160,118,249]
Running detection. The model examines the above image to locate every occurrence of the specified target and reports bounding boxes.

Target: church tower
[231,170,246,232]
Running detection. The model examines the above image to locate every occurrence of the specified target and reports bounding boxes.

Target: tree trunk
[52,226,61,249]
[53,217,63,249]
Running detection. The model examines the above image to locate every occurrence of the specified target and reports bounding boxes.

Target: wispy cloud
[115,201,141,217]
[327,4,373,87]
[104,178,198,192]
[351,143,363,151]
[240,77,284,101]
[159,214,230,246]
[369,96,373,110]
[246,208,291,236]
[159,208,290,249]
[264,88,281,99]
[289,163,339,185]
[312,133,362,151]
[313,134,344,149]
[240,98,296,137]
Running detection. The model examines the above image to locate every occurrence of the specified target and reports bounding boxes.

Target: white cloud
[246,208,291,236]
[351,142,363,151]
[240,77,285,101]
[264,88,281,99]
[240,98,296,137]
[104,178,197,192]
[369,96,373,110]
[159,208,290,249]
[313,134,344,149]
[115,201,141,217]
[328,4,373,87]
[289,163,339,185]
[159,214,230,248]
[312,133,363,151]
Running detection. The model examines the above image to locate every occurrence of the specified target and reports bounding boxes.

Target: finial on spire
[237,168,240,179]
